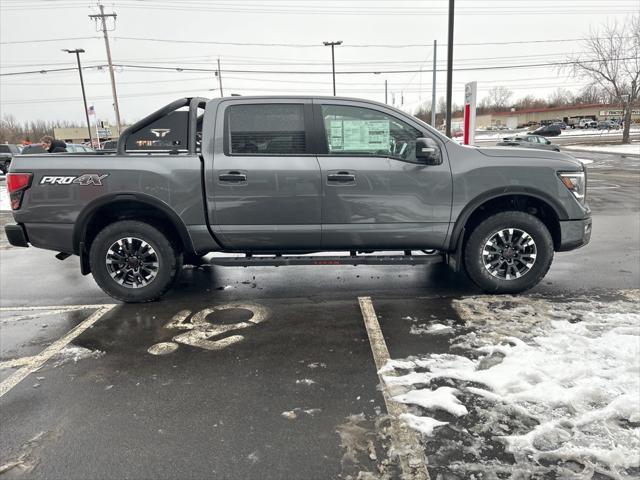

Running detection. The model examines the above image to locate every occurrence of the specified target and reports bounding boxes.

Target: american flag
[87,105,95,116]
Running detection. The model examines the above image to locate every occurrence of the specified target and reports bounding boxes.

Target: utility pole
[89,4,122,134]
[385,79,388,104]
[63,48,92,144]
[445,0,455,137]
[216,58,224,97]
[323,41,342,96]
[431,40,437,127]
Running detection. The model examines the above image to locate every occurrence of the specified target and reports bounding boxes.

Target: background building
[453,104,640,129]
[53,125,120,144]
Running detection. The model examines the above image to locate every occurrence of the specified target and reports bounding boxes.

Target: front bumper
[4,224,29,248]
[557,217,592,251]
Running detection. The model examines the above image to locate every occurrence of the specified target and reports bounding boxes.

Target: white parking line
[0,304,116,399]
[358,296,429,480]
[0,304,113,312]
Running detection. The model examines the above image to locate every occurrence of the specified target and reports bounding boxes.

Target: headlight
[558,171,586,204]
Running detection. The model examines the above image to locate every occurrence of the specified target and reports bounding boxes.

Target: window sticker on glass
[329,119,390,153]
[330,123,344,148]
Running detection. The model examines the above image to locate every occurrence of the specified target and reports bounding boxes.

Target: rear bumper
[557,217,592,252]
[4,224,29,248]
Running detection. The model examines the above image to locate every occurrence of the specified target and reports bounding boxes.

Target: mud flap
[446,227,465,273]
[79,241,91,275]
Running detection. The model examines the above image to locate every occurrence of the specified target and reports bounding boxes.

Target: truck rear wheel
[89,220,181,303]
[463,211,553,294]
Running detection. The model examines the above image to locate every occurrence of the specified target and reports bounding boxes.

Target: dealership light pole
[323,40,342,96]
[445,0,455,137]
[431,40,437,127]
[63,48,93,144]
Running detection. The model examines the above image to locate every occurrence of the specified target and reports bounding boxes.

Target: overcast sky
[0,0,638,125]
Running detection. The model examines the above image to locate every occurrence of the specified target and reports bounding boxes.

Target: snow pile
[409,323,454,336]
[51,345,105,367]
[383,292,640,478]
[564,143,640,156]
[0,185,10,212]
[399,414,448,437]
[394,387,468,417]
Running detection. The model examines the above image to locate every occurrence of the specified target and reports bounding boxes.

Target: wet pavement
[0,150,638,479]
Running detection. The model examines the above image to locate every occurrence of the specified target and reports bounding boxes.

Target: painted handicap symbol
[147,303,269,355]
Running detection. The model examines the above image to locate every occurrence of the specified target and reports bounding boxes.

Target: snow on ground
[475,126,640,141]
[564,143,640,156]
[0,184,9,211]
[382,291,640,479]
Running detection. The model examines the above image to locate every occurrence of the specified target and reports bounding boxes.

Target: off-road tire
[463,211,554,294]
[89,220,181,303]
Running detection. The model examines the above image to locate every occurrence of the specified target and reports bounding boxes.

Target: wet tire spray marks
[0,430,62,476]
[147,303,269,355]
[379,291,640,479]
[0,304,115,398]
[358,297,430,480]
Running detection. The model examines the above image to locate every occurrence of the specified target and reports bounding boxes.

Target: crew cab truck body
[5,96,591,302]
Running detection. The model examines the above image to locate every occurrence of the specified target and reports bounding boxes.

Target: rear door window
[227,104,307,155]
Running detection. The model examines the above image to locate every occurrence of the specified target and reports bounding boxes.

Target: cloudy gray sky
[1,0,637,125]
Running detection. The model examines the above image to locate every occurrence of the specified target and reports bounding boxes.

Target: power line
[1,57,635,77]
[0,51,590,70]
[0,36,99,45]
[0,74,574,88]
[0,36,620,48]
[0,81,592,106]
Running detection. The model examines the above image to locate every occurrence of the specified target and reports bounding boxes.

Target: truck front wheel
[463,211,554,293]
[89,220,181,302]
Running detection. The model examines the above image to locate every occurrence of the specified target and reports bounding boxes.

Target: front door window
[321,105,423,162]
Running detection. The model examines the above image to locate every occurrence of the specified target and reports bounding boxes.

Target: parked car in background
[0,143,21,174]
[530,125,562,137]
[579,119,598,129]
[65,144,96,153]
[497,135,561,152]
[19,144,47,155]
[552,122,567,130]
[597,120,620,130]
[100,140,118,150]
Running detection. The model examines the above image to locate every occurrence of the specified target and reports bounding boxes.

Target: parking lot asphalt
[0,150,639,479]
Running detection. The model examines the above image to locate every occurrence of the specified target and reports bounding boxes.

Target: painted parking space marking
[147,302,269,354]
[0,304,115,398]
[0,304,114,312]
[358,296,430,480]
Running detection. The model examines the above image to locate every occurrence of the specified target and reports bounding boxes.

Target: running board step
[206,252,444,267]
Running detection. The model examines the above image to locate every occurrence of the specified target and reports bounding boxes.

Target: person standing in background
[40,136,67,153]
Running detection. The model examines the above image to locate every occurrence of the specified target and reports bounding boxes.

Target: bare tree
[0,116,85,144]
[413,100,433,125]
[547,88,575,108]
[513,95,547,110]
[485,86,514,111]
[567,15,640,143]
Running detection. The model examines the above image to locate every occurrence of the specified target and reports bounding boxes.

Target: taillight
[6,172,32,210]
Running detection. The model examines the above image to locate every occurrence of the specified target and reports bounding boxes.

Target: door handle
[327,172,356,183]
[219,171,247,183]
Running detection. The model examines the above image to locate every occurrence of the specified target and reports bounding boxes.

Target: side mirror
[415,137,442,165]
[546,140,551,145]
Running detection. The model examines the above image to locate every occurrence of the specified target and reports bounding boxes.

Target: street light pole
[323,41,342,96]
[431,40,437,127]
[445,0,455,138]
[63,48,92,144]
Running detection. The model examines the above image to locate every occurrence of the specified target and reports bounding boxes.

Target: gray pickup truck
[4,96,591,302]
